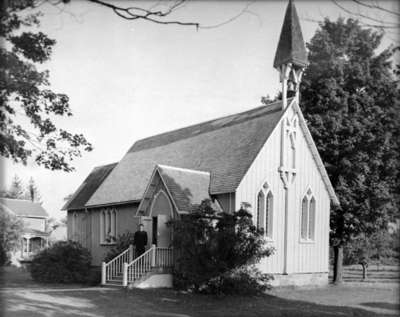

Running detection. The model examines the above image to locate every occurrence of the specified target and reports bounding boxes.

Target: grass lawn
[1,266,399,317]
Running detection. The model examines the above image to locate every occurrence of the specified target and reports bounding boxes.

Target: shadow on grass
[2,267,398,317]
[4,286,397,317]
[361,302,400,311]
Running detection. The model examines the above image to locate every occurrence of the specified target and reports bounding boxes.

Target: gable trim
[293,102,339,206]
[235,98,296,197]
[149,189,174,217]
[136,165,182,216]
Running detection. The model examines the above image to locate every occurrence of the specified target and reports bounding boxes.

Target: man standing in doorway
[133,223,148,257]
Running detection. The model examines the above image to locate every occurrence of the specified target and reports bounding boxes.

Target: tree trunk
[333,245,343,284]
[361,263,367,280]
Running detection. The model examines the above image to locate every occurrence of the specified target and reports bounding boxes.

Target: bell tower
[273,0,308,109]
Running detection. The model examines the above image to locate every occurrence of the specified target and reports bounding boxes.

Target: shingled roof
[157,165,213,213]
[62,162,117,210]
[0,198,48,218]
[86,100,287,207]
[273,0,308,69]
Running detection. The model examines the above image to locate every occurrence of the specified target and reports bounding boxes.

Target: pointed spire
[273,0,308,69]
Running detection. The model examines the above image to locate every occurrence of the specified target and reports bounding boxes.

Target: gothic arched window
[301,188,316,241]
[256,182,274,239]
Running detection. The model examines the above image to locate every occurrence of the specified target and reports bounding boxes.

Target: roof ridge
[0,197,35,203]
[157,164,210,175]
[93,162,118,169]
[128,99,284,153]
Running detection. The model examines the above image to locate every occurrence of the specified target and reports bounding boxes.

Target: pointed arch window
[256,182,274,239]
[301,189,316,242]
[71,212,78,240]
[100,208,117,244]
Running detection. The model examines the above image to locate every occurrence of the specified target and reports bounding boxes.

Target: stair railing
[123,245,174,286]
[101,244,134,285]
[155,247,174,268]
[123,244,155,286]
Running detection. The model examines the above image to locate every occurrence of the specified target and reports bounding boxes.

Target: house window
[256,182,274,239]
[301,189,316,241]
[72,212,78,240]
[100,208,117,244]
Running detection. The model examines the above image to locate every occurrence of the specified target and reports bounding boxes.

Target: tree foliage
[300,18,400,247]
[1,0,92,172]
[169,200,274,294]
[104,232,135,262]
[1,175,42,202]
[0,207,24,265]
[5,175,25,199]
[30,240,91,283]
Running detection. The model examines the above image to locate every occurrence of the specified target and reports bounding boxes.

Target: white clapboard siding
[236,104,330,274]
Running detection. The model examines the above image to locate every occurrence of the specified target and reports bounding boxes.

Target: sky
[2,0,399,219]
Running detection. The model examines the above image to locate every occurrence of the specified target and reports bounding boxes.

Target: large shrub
[104,232,135,262]
[170,200,274,294]
[0,208,24,266]
[30,241,91,283]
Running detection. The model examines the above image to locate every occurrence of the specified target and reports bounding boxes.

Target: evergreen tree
[7,175,25,199]
[300,18,400,283]
[24,177,41,203]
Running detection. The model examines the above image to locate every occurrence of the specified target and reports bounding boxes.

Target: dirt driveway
[1,266,399,317]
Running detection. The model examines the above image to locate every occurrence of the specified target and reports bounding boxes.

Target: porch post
[26,237,31,254]
[101,262,106,285]
[123,263,128,287]
[151,244,156,267]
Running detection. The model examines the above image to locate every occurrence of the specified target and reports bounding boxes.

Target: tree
[300,18,400,283]
[169,200,274,294]
[1,0,92,172]
[24,177,41,203]
[0,206,24,265]
[7,175,25,199]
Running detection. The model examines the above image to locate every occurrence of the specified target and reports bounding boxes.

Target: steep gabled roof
[158,165,213,213]
[137,164,222,214]
[62,162,117,211]
[273,0,308,69]
[86,100,287,207]
[0,198,48,218]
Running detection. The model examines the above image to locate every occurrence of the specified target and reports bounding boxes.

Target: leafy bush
[30,241,91,283]
[201,266,272,295]
[0,208,24,266]
[170,200,274,294]
[104,232,135,262]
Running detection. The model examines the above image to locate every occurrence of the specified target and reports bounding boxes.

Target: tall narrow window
[309,197,316,240]
[257,191,265,230]
[71,212,78,240]
[100,209,117,244]
[100,210,105,243]
[301,197,308,239]
[256,182,274,239]
[301,189,316,241]
[265,191,274,238]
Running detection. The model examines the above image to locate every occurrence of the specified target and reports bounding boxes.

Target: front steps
[103,267,172,288]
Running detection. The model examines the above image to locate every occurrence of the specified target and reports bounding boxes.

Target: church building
[64,0,339,287]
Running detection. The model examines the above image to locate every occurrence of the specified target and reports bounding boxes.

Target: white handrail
[123,245,174,286]
[125,245,155,286]
[101,244,134,285]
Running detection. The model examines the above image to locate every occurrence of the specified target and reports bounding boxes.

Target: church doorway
[150,190,173,248]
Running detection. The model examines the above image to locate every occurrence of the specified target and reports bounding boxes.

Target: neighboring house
[49,222,67,244]
[0,198,49,262]
[64,0,339,287]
